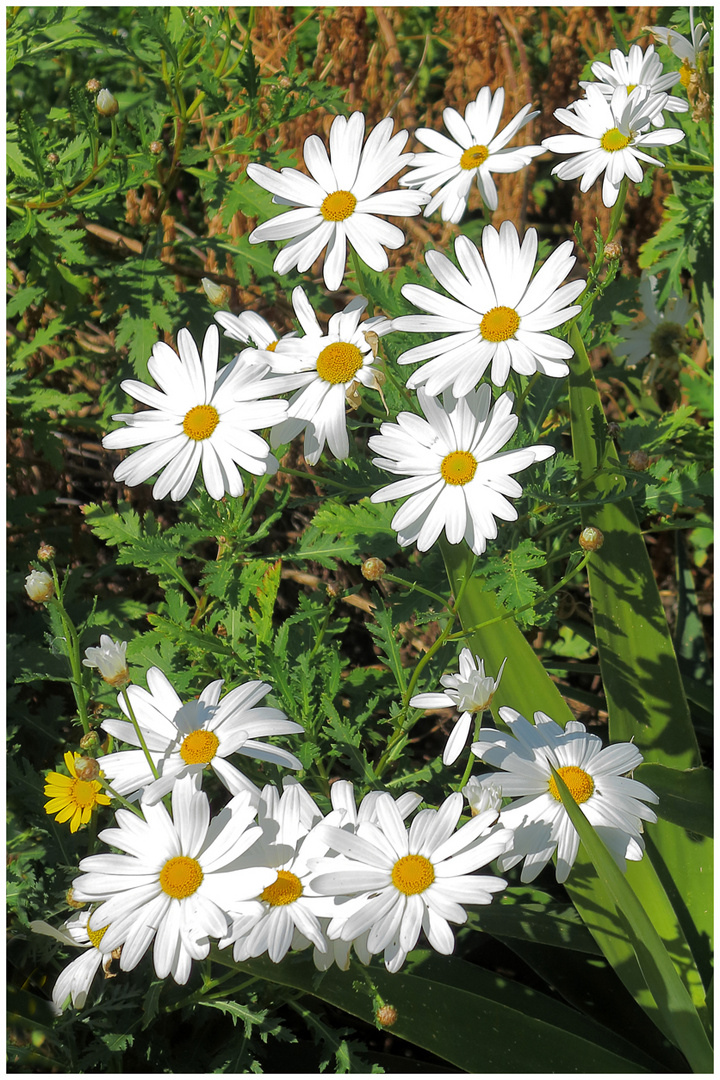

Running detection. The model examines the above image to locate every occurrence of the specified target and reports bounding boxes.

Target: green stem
[606,176,629,245]
[46,569,90,736]
[120,687,160,780]
[11,118,118,211]
[456,713,484,791]
[97,777,145,819]
[446,552,591,642]
[663,161,713,173]
[382,573,450,611]
[513,371,540,412]
[351,249,373,314]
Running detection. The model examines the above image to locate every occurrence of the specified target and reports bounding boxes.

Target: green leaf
[210,948,659,1073]
[635,763,713,838]
[553,767,712,1072]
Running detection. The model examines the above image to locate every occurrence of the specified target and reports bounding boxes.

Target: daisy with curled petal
[579,44,688,127]
[44,751,111,833]
[82,635,129,687]
[219,780,346,964]
[102,324,288,501]
[411,651,507,766]
[614,272,694,368]
[646,9,709,86]
[399,86,544,222]
[542,84,685,208]
[73,776,277,985]
[369,386,555,556]
[99,667,303,806]
[470,707,659,883]
[247,111,429,292]
[30,912,127,1013]
[249,286,392,465]
[309,791,512,973]
[393,224,585,393]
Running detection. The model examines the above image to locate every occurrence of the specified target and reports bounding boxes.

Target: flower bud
[82,635,130,687]
[37,542,56,562]
[96,89,119,117]
[376,1004,398,1028]
[86,78,101,93]
[628,450,650,472]
[46,152,59,166]
[361,557,386,581]
[65,888,85,910]
[579,526,604,552]
[73,756,100,782]
[463,776,502,818]
[25,569,54,602]
[149,140,163,155]
[603,241,622,261]
[201,277,228,306]
[80,730,101,753]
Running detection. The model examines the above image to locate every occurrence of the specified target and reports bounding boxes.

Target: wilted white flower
[411,650,507,765]
[82,635,129,687]
[646,10,709,85]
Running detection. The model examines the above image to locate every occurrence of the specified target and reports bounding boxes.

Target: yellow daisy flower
[44,752,111,833]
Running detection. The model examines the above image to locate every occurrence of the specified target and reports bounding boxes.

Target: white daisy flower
[247,111,430,292]
[542,84,685,208]
[99,667,303,806]
[399,86,544,222]
[308,781,424,972]
[646,9,709,84]
[73,776,276,985]
[30,912,127,1013]
[369,385,555,556]
[392,224,584,393]
[613,272,694,367]
[410,651,507,766]
[219,780,346,964]
[462,776,502,819]
[214,309,298,366]
[579,44,688,127]
[241,286,392,465]
[309,791,512,973]
[470,707,659,883]
[102,324,287,501]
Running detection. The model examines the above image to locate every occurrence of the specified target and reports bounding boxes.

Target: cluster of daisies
[99,29,695,557]
[35,638,659,1011]
[32,22,702,1014]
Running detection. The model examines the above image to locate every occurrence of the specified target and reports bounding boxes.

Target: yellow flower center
[460,143,490,170]
[320,190,357,222]
[86,922,109,951]
[265,341,278,352]
[70,779,100,809]
[627,83,637,92]
[679,61,693,88]
[260,869,303,906]
[440,450,478,486]
[316,341,364,384]
[480,305,521,342]
[179,728,220,765]
[183,404,220,442]
[548,765,595,804]
[159,855,204,899]
[391,854,435,896]
[600,127,631,152]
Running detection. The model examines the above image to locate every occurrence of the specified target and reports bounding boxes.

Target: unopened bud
[74,756,100,782]
[86,78,101,93]
[96,89,119,117]
[46,152,59,166]
[628,449,650,472]
[463,776,502,819]
[376,1004,398,1028]
[201,277,228,306]
[79,730,101,753]
[579,526,604,552]
[25,569,54,602]
[603,241,622,261]
[37,542,56,562]
[361,557,386,581]
[65,888,85,910]
[149,140,163,155]
[326,582,340,598]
